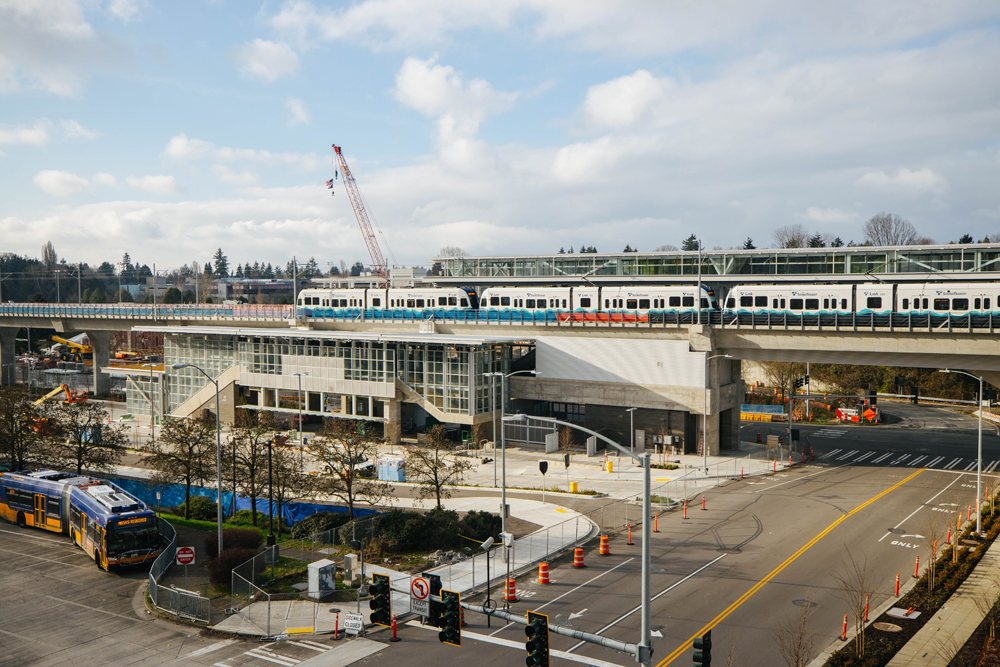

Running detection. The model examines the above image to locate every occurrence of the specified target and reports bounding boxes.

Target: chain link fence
[148,517,211,622]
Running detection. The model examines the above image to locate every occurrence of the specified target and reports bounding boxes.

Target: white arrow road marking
[569,609,588,620]
[901,534,925,539]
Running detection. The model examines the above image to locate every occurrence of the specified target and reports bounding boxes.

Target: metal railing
[148,517,211,622]
[0,303,291,321]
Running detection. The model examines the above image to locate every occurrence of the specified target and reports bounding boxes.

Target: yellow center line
[655,467,924,666]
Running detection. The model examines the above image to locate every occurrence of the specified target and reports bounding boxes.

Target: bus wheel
[16,512,25,528]
[95,552,104,570]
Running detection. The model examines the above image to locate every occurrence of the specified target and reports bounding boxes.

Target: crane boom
[332,144,388,279]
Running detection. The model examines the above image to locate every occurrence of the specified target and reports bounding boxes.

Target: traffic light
[438,589,461,646]
[693,630,712,667]
[424,572,443,626]
[525,611,550,667]
[368,573,391,627]
[792,376,807,389]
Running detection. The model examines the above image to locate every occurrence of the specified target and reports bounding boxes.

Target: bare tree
[759,361,806,393]
[924,514,943,592]
[772,224,809,249]
[832,549,878,657]
[310,418,392,518]
[46,402,128,475]
[0,387,45,471]
[438,246,469,258]
[972,574,1000,646]
[270,443,312,539]
[407,425,474,509]
[229,409,277,526]
[654,244,679,252]
[144,415,216,519]
[41,241,58,269]
[863,213,923,246]
[772,601,815,667]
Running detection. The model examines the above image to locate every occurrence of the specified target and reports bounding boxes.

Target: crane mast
[331,144,388,279]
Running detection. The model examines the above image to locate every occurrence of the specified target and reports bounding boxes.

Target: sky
[2,1,1000,273]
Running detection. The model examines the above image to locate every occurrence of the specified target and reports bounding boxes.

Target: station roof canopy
[426,243,1000,285]
[134,326,533,346]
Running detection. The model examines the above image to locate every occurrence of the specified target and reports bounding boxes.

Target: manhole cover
[873,622,902,632]
[719,548,741,555]
[887,527,905,534]
[792,600,817,608]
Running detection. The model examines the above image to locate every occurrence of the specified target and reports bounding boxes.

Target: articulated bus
[0,470,163,570]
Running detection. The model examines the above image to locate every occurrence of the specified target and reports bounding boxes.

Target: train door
[34,494,45,527]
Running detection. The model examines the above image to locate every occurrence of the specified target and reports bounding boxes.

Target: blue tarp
[110,477,378,526]
[740,404,786,415]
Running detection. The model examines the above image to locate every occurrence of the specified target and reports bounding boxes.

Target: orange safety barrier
[504,577,518,601]
[538,562,550,585]
[599,535,610,556]
[574,547,586,568]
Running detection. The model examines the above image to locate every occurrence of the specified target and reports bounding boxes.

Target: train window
[372,298,380,307]
[975,298,981,310]
[986,299,991,310]
[922,298,928,309]
[682,296,694,307]
[780,299,786,308]
[823,299,829,309]
[626,299,638,309]
[867,297,882,309]
[773,298,778,309]
[790,299,803,311]
[669,296,680,307]
[933,298,949,311]
[439,297,448,306]
[526,299,536,308]
[604,299,610,308]
[842,299,848,309]
[639,299,650,309]
[341,299,348,307]
[490,296,500,306]
[727,298,736,309]
[805,299,819,310]
[501,297,510,306]
[461,298,469,307]
[740,296,752,307]
[701,298,710,309]
[902,298,909,310]
[406,299,415,308]
[416,299,425,308]
[450,297,458,306]
[481,298,487,307]
[580,297,591,308]
[562,299,567,308]
[953,298,969,311]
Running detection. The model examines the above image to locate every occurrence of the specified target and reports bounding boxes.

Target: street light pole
[491,372,497,487]
[703,354,733,473]
[627,407,637,453]
[292,372,308,472]
[941,369,984,534]
[172,362,225,554]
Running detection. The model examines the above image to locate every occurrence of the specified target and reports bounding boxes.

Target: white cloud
[106,0,146,24]
[59,119,97,139]
[229,39,299,83]
[0,121,50,145]
[33,170,90,196]
[856,168,949,194]
[584,70,666,129]
[803,207,858,224]
[125,175,180,194]
[212,164,259,186]
[91,172,117,186]
[163,132,322,170]
[0,0,126,96]
[286,97,311,126]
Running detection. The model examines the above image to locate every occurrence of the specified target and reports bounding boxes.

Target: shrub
[459,510,501,543]
[171,496,218,521]
[205,527,264,560]
[229,509,286,531]
[291,511,353,539]
[208,548,259,587]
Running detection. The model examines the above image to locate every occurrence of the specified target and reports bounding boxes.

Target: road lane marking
[185,640,236,657]
[927,456,945,468]
[0,528,70,545]
[853,451,875,462]
[910,455,928,466]
[245,649,298,666]
[489,558,635,636]
[878,474,964,543]
[567,554,729,653]
[756,460,855,493]
[871,452,893,464]
[837,450,859,461]
[890,454,910,466]
[944,457,963,469]
[819,449,842,459]
[293,640,329,650]
[655,468,925,666]
[989,460,1000,473]
[286,641,327,652]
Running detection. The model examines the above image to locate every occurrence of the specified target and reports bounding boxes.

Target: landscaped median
[822,496,1000,667]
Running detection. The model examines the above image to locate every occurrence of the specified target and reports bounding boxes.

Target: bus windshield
[106,521,160,554]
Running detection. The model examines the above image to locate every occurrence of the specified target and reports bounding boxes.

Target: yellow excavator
[32,384,88,407]
[49,335,93,363]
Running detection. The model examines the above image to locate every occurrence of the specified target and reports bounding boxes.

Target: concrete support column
[385,399,402,445]
[0,327,15,386]
[87,330,111,396]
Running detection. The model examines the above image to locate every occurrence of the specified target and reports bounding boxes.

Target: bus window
[953,298,969,311]
[491,296,500,306]
[934,298,949,311]
[790,299,803,311]
[579,297,591,308]
[627,299,638,309]
[867,297,882,309]
[682,296,694,307]
[805,299,819,310]
[47,496,59,515]
[740,296,752,307]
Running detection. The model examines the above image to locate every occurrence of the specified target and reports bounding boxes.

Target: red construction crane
[331,144,388,279]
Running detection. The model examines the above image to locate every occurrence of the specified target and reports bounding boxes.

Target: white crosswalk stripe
[287,641,328,653]
[245,649,299,666]
[964,461,978,471]
[944,457,963,470]
[837,450,860,461]
[926,456,946,468]
[853,451,875,462]
[890,454,910,466]
[819,448,842,459]
[988,460,1000,473]
[871,452,894,464]
[909,455,928,466]
[813,429,849,438]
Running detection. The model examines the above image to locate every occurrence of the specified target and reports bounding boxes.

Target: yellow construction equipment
[32,384,88,407]
[49,335,93,362]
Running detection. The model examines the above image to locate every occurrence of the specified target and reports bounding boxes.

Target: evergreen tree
[808,232,825,248]
[212,248,229,278]
[831,237,844,248]
[304,257,320,278]
[623,244,636,252]
[263,263,274,278]
[251,261,261,278]
[350,261,364,276]
[203,261,213,275]
[568,246,574,253]
[958,234,974,244]
[558,247,565,254]
[743,237,756,250]
[235,264,244,278]
[681,234,700,251]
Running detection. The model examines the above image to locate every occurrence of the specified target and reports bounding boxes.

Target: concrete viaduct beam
[0,327,15,386]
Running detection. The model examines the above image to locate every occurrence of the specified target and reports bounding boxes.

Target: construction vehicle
[32,384,88,407]
[47,334,93,363]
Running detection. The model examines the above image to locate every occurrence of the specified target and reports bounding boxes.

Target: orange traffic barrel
[504,577,518,601]
[538,562,550,585]
[574,547,585,568]
[599,535,610,556]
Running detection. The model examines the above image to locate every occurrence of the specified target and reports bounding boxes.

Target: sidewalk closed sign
[344,612,364,634]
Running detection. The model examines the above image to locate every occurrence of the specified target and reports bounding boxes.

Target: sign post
[564,452,570,492]
[539,461,548,504]
[176,546,195,588]
[411,576,430,618]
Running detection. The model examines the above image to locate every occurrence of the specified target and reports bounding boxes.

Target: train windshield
[106,519,159,554]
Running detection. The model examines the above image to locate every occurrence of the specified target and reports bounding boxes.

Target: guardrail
[0,303,292,321]
[148,517,211,623]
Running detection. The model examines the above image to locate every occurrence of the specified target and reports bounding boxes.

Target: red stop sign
[175,546,195,566]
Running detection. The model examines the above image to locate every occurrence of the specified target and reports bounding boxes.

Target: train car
[855,283,894,316]
[0,470,162,570]
[385,287,477,317]
[297,288,370,318]
[479,287,571,321]
[896,282,998,315]
[724,284,855,315]
[598,285,719,322]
